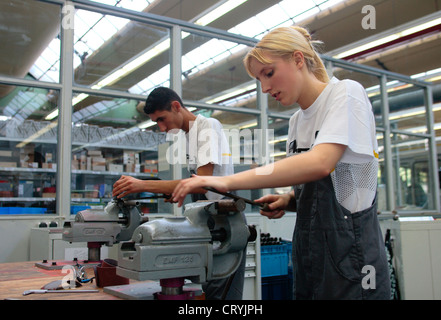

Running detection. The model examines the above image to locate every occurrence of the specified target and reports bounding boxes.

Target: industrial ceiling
[0,0,440,143]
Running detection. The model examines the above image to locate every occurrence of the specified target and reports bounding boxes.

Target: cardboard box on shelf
[142,160,158,173]
[108,164,123,172]
[0,161,17,167]
[92,157,106,165]
[71,192,83,198]
[88,150,102,156]
[125,163,135,173]
[80,155,87,170]
[85,190,99,198]
[0,150,12,157]
[72,159,79,170]
[28,162,38,168]
[45,152,53,163]
[87,157,92,170]
[123,150,139,164]
[42,193,56,198]
[42,163,57,169]
[92,165,106,171]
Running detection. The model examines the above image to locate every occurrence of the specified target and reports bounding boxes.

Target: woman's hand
[172,175,228,207]
[112,175,145,198]
[255,193,293,219]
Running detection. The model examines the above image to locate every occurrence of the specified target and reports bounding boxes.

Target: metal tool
[124,194,171,200]
[62,198,148,261]
[23,289,99,296]
[204,187,271,211]
[114,199,256,300]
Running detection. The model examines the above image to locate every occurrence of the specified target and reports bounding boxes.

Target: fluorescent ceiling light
[205,83,256,104]
[239,121,257,129]
[84,0,247,98]
[45,109,59,120]
[333,16,441,59]
[271,151,286,157]
[269,136,287,144]
[137,120,155,129]
[195,0,247,26]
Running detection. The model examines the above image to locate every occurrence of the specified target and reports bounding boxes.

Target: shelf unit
[0,119,166,215]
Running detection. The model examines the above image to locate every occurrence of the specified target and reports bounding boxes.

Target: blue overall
[292,175,391,299]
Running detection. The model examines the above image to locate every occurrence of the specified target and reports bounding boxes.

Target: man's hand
[172,174,228,207]
[112,175,145,198]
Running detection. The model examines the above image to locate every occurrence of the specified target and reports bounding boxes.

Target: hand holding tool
[203,187,271,211]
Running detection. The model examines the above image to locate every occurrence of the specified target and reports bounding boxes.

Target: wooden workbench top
[0,260,121,300]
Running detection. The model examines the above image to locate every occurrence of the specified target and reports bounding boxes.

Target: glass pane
[74,10,170,93]
[0,85,59,215]
[376,131,387,212]
[0,0,61,82]
[387,84,427,134]
[268,118,290,160]
[267,117,291,196]
[181,31,255,107]
[391,134,434,210]
[70,93,165,215]
[204,109,263,213]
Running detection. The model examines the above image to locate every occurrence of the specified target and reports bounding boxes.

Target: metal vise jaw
[62,199,146,261]
[116,199,251,284]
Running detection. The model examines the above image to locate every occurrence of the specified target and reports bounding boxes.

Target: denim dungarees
[292,175,391,300]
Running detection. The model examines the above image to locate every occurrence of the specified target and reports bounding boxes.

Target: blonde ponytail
[244,26,330,83]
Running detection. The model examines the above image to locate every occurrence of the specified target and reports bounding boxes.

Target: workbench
[0,261,121,300]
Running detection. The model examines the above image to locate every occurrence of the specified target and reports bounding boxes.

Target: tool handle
[23,290,46,295]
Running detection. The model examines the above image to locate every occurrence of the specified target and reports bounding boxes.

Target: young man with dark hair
[112,86,244,300]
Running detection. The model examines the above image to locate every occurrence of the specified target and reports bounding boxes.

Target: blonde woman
[172,26,390,300]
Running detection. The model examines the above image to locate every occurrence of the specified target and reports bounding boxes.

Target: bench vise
[62,199,147,261]
[116,199,256,299]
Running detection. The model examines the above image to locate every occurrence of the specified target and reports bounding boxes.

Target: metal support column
[424,85,440,212]
[170,25,183,215]
[380,75,395,212]
[256,81,272,197]
[57,2,74,218]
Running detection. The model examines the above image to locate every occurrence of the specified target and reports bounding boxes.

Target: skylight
[29,0,346,111]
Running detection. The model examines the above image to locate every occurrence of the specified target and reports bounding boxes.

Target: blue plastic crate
[0,207,47,214]
[261,275,291,300]
[261,244,289,277]
[70,205,91,215]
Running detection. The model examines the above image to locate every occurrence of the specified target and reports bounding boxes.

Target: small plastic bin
[0,207,47,214]
[70,205,91,215]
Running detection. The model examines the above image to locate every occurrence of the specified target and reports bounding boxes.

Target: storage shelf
[0,197,55,202]
[0,166,158,178]
[0,197,158,203]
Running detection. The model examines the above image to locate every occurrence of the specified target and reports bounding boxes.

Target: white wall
[0,217,64,263]
[0,212,296,264]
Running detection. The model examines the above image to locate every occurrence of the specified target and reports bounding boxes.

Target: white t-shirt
[186,114,234,200]
[286,77,378,213]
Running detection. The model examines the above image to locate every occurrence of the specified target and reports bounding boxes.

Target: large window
[0,0,437,218]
